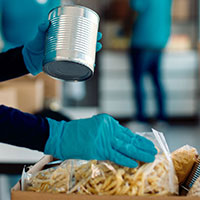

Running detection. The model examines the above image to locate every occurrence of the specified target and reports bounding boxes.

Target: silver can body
[43,5,100,81]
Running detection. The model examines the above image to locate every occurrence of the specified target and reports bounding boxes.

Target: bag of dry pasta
[23,129,178,196]
[137,129,179,195]
[67,129,178,196]
[22,160,73,193]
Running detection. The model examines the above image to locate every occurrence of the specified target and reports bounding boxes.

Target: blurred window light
[36,0,48,4]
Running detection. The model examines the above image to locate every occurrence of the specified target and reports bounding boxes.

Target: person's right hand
[44,114,157,168]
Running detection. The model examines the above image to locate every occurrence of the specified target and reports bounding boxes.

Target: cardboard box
[4,73,61,100]
[172,0,191,21]
[11,156,200,200]
[37,73,61,100]
[0,78,44,113]
[0,87,18,108]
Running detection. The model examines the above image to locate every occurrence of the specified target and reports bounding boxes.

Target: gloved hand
[22,21,103,76]
[44,114,157,168]
[96,32,102,52]
[22,21,49,76]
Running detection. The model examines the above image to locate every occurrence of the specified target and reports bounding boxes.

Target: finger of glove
[97,32,102,41]
[38,20,50,32]
[115,126,157,155]
[113,138,155,163]
[120,127,157,155]
[96,42,102,52]
[36,21,50,42]
[110,149,138,168]
[114,126,132,144]
[133,134,157,155]
[27,21,50,52]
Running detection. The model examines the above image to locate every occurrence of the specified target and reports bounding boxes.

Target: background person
[129,0,172,123]
[0,0,61,51]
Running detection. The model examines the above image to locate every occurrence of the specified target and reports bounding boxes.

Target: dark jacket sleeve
[0,46,29,81]
[0,47,49,152]
[0,105,49,152]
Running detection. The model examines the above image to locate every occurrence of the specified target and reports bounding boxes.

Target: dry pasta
[25,155,178,196]
[69,155,177,196]
[26,162,72,193]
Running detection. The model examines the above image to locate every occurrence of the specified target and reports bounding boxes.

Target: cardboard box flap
[11,192,200,200]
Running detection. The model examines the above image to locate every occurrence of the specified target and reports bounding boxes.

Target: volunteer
[0,20,157,168]
[129,0,172,123]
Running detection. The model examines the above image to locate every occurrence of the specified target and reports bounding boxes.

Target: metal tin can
[43,5,100,81]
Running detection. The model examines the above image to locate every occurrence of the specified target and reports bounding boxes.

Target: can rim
[48,5,100,22]
[43,60,94,81]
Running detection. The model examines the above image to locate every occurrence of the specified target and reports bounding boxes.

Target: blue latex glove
[22,21,49,75]
[96,32,102,52]
[22,21,103,76]
[44,114,157,168]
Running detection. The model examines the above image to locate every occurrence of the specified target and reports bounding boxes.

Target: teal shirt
[0,0,61,51]
[130,0,172,49]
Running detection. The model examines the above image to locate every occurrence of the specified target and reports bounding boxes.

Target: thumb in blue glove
[22,21,50,75]
[44,113,157,168]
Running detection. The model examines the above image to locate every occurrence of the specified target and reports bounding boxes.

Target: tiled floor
[1,121,200,200]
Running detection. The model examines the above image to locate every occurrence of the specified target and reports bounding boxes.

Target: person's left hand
[22,21,103,76]
[22,21,49,76]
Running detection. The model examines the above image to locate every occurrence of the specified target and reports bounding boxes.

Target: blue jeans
[129,48,166,121]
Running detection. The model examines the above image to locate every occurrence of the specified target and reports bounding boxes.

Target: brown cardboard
[0,87,18,107]
[11,192,200,200]
[0,79,44,113]
[37,72,61,100]
[11,155,200,200]
[1,72,61,101]
[172,0,191,21]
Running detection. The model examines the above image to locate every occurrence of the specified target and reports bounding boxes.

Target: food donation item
[68,155,178,196]
[171,145,198,184]
[25,162,72,193]
[25,155,178,196]
[23,130,178,196]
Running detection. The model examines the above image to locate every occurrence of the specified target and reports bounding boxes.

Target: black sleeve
[0,105,49,152]
[0,46,29,81]
[0,47,49,151]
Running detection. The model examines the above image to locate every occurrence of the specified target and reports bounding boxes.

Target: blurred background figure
[129,0,172,123]
[0,0,61,52]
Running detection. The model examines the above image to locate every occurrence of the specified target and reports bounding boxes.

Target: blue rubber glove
[44,114,157,168]
[96,32,102,52]
[22,21,50,75]
[23,22,103,76]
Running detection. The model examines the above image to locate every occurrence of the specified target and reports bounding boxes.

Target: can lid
[43,61,93,81]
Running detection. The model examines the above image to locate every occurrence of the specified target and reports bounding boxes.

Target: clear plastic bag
[171,145,198,184]
[137,129,178,195]
[23,160,72,193]
[23,129,178,196]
